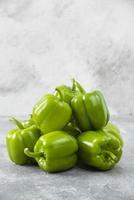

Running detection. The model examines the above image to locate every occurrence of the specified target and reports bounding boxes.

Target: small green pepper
[78,128,123,170]
[84,90,110,130]
[6,118,40,165]
[32,94,72,134]
[71,90,109,131]
[24,131,78,172]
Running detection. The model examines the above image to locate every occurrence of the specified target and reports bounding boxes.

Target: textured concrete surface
[0,0,134,116]
[0,116,134,200]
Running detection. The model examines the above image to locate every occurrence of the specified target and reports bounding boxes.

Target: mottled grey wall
[0,0,134,116]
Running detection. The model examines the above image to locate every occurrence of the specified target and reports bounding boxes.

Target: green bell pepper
[6,118,40,165]
[24,131,78,172]
[84,90,110,129]
[78,128,123,170]
[32,94,72,134]
[71,90,109,131]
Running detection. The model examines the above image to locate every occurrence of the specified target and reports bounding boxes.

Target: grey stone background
[0,0,134,116]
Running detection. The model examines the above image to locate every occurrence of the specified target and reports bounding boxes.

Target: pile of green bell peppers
[6,79,123,173]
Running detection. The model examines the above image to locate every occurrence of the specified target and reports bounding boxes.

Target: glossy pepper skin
[84,90,110,130]
[32,94,72,134]
[6,118,40,165]
[78,129,123,170]
[24,131,78,172]
[71,90,109,131]
[103,122,123,147]
[71,93,91,131]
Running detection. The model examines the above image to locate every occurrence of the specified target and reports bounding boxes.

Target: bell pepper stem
[24,148,44,158]
[9,117,24,129]
[55,88,63,101]
[71,78,86,93]
[72,78,76,91]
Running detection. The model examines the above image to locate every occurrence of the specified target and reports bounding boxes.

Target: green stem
[9,117,24,129]
[72,78,76,91]
[71,78,86,94]
[55,88,63,101]
[24,148,44,158]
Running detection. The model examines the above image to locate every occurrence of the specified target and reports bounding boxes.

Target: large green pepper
[6,118,40,165]
[24,131,78,172]
[71,90,109,131]
[78,127,123,170]
[32,94,72,134]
